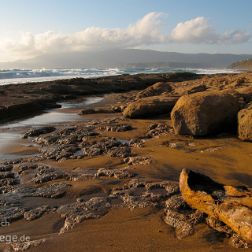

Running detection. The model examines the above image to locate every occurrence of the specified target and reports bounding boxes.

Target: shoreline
[0,72,251,251]
[0,72,199,124]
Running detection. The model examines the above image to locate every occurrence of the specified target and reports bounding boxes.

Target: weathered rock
[96,168,135,179]
[10,239,46,251]
[229,234,250,249]
[179,169,252,242]
[123,156,152,166]
[104,124,133,132]
[136,82,172,99]
[24,205,49,221]
[146,123,171,138]
[185,84,207,94]
[123,95,178,118]
[57,197,110,234]
[0,206,25,222]
[236,86,252,103]
[165,195,188,210]
[33,166,69,183]
[238,105,252,141]
[164,209,194,239]
[109,146,131,158]
[171,90,241,136]
[23,126,56,138]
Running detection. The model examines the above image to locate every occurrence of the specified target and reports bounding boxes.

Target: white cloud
[170,17,250,44]
[0,13,250,62]
[0,12,166,61]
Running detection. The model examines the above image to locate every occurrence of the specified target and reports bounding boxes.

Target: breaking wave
[0,67,240,85]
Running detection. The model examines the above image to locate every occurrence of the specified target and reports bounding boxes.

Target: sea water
[0,67,240,85]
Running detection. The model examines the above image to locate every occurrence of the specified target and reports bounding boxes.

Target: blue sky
[0,0,252,61]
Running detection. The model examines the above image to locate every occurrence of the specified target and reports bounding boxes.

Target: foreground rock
[238,105,252,141]
[123,95,178,118]
[171,90,241,136]
[179,169,252,244]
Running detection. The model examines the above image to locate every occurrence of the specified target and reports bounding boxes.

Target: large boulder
[171,90,241,136]
[123,95,178,118]
[136,82,172,99]
[236,86,252,103]
[238,105,252,141]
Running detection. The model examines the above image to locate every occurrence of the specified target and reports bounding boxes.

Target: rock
[23,126,56,138]
[24,205,49,221]
[0,206,25,222]
[104,124,133,132]
[10,238,46,251]
[34,183,70,198]
[229,234,250,249]
[165,195,188,210]
[109,146,131,158]
[185,84,207,94]
[123,156,152,166]
[111,105,125,112]
[171,90,241,136]
[0,164,13,172]
[96,168,135,179]
[236,86,252,103]
[136,82,172,99]
[164,209,194,239]
[238,105,252,141]
[146,123,171,138]
[179,169,252,243]
[123,95,178,118]
[33,166,69,183]
[206,216,233,234]
[80,108,113,115]
[15,163,38,174]
[57,197,110,234]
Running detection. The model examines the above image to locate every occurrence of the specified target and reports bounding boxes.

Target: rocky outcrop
[136,82,172,99]
[179,169,252,243]
[23,126,56,138]
[238,105,252,141]
[171,90,241,136]
[123,95,178,118]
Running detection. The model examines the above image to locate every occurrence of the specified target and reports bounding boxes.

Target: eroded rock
[171,90,241,136]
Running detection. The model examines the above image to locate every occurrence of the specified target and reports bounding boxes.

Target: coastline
[0,71,251,251]
[0,72,198,124]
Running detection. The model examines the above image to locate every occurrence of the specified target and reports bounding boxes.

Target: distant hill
[0,49,251,69]
[230,59,252,71]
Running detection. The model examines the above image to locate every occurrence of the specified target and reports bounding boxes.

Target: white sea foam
[0,67,240,85]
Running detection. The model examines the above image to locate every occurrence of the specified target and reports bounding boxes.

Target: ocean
[0,67,240,85]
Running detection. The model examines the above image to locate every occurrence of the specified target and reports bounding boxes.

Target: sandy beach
[0,72,251,251]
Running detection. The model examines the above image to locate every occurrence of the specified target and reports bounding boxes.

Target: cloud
[0,12,166,61]
[170,17,250,44]
[0,13,250,62]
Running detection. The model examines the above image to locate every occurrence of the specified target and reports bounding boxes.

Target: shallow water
[58,96,104,109]
[0,96,104,159]
[1,96,103,129]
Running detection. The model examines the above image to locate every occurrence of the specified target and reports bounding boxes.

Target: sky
[0,0,252,62]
